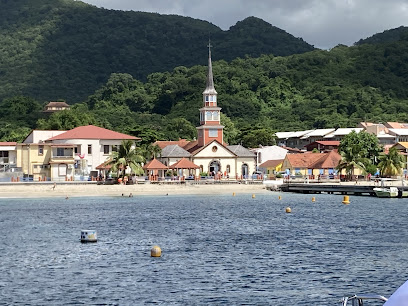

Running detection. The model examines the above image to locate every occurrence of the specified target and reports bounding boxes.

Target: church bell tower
[197,42,224,147]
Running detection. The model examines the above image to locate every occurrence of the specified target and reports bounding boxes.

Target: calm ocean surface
[0,192,407,305]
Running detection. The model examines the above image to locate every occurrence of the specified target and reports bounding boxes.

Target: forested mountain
[0,0,314,102]
[2,0,408,148]
[2,36,408,148]
[355,26,408,45]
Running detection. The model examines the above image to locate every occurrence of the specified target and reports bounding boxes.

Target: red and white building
[155,45,256,178]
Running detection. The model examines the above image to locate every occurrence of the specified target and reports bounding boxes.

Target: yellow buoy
[151,245,162,257]
[232,192,235,196]
[342,195,350,205]
[252,194,256,199]
[312,197,316,202]
[285,207,291,213]
[278,196,282,200]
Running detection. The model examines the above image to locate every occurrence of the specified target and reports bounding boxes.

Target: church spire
[203,40,217,95]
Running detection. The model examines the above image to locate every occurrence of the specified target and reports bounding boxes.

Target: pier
[279,182,408,196]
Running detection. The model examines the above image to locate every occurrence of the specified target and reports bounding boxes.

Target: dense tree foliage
[2,5,408,148]
[355,26,408,45]
[337,131,382,179]
[0,0,314,102]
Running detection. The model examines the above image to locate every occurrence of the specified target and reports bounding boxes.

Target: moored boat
[373,187,399,198]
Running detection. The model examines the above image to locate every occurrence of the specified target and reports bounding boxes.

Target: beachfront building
[281,151,342,177]
[258,159,284,178]
[155,44,256,179]
[0,142,18,173]
[15,125,140,181]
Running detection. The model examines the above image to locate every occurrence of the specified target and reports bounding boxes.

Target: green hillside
[0,0,314,102]
[355,26,408,45]
[3,37,408,148]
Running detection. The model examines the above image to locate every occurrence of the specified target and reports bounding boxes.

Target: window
[206,111,212,120]
[38,145,44,155]
[57,148,64,156]
[226,165,230,173]
[103,145,109,155]
[75,146,81,154]
[112,145,118,152]
[205,96,209,102]
[212,146,218,152]
[209,129,218,137]
[213,111,218,120]
[88,145,92,155]
[198,130,203,138]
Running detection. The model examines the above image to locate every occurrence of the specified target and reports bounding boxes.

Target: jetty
[277,181,408,197]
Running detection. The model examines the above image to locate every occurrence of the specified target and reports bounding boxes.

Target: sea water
[0,193,407,305]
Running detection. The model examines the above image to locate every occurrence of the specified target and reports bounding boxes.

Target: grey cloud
[83,0,408,49]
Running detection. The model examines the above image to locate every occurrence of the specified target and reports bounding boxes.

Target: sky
[81,0,408,49]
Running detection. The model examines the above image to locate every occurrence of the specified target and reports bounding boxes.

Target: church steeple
[197,42,224,147]
[203,41,217,95]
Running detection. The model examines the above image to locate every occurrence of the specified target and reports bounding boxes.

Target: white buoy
[81,230,97,243]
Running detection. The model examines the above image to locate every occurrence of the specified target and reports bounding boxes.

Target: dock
[279,182,408,196]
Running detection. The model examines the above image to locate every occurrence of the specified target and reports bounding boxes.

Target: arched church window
[206,111,212,120]
[213,111,218,120]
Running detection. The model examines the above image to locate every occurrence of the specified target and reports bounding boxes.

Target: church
[155,44,256,179]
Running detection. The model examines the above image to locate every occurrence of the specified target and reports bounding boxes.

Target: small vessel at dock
[373,186,399,198]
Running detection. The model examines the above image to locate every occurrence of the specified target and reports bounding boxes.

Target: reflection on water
[0,193,407,305]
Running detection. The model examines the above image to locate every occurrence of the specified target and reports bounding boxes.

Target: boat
[373,186,399,198]
[341,294,387,305]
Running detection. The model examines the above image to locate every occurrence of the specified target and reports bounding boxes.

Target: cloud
[82,0,408,49]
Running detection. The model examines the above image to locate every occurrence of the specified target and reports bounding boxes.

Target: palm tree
[378,147,404,177]
[142,143,162,160]
[107,140,145,179]
[336,150,368,181]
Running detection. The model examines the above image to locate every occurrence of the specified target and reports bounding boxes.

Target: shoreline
[0,183,269,198]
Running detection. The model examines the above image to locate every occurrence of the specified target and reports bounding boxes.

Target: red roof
[142,158,168,170]
[0,142,17,146]
[286,153,326,168]
[279,145,303,153]
[154,139,191,149]
[47,125,140,140]
[310,151,341,169]
[96,161,112,170]
[259,159,284,168]
[169,158,200,169]
[313,141,340,146]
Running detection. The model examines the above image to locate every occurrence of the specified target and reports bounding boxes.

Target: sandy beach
[0,182,269,198]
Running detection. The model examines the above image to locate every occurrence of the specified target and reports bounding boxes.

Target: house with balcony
[45,125,140,180]
[17,125,140,181]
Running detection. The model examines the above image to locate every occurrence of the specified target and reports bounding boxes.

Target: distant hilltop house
[43,101,70,113]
